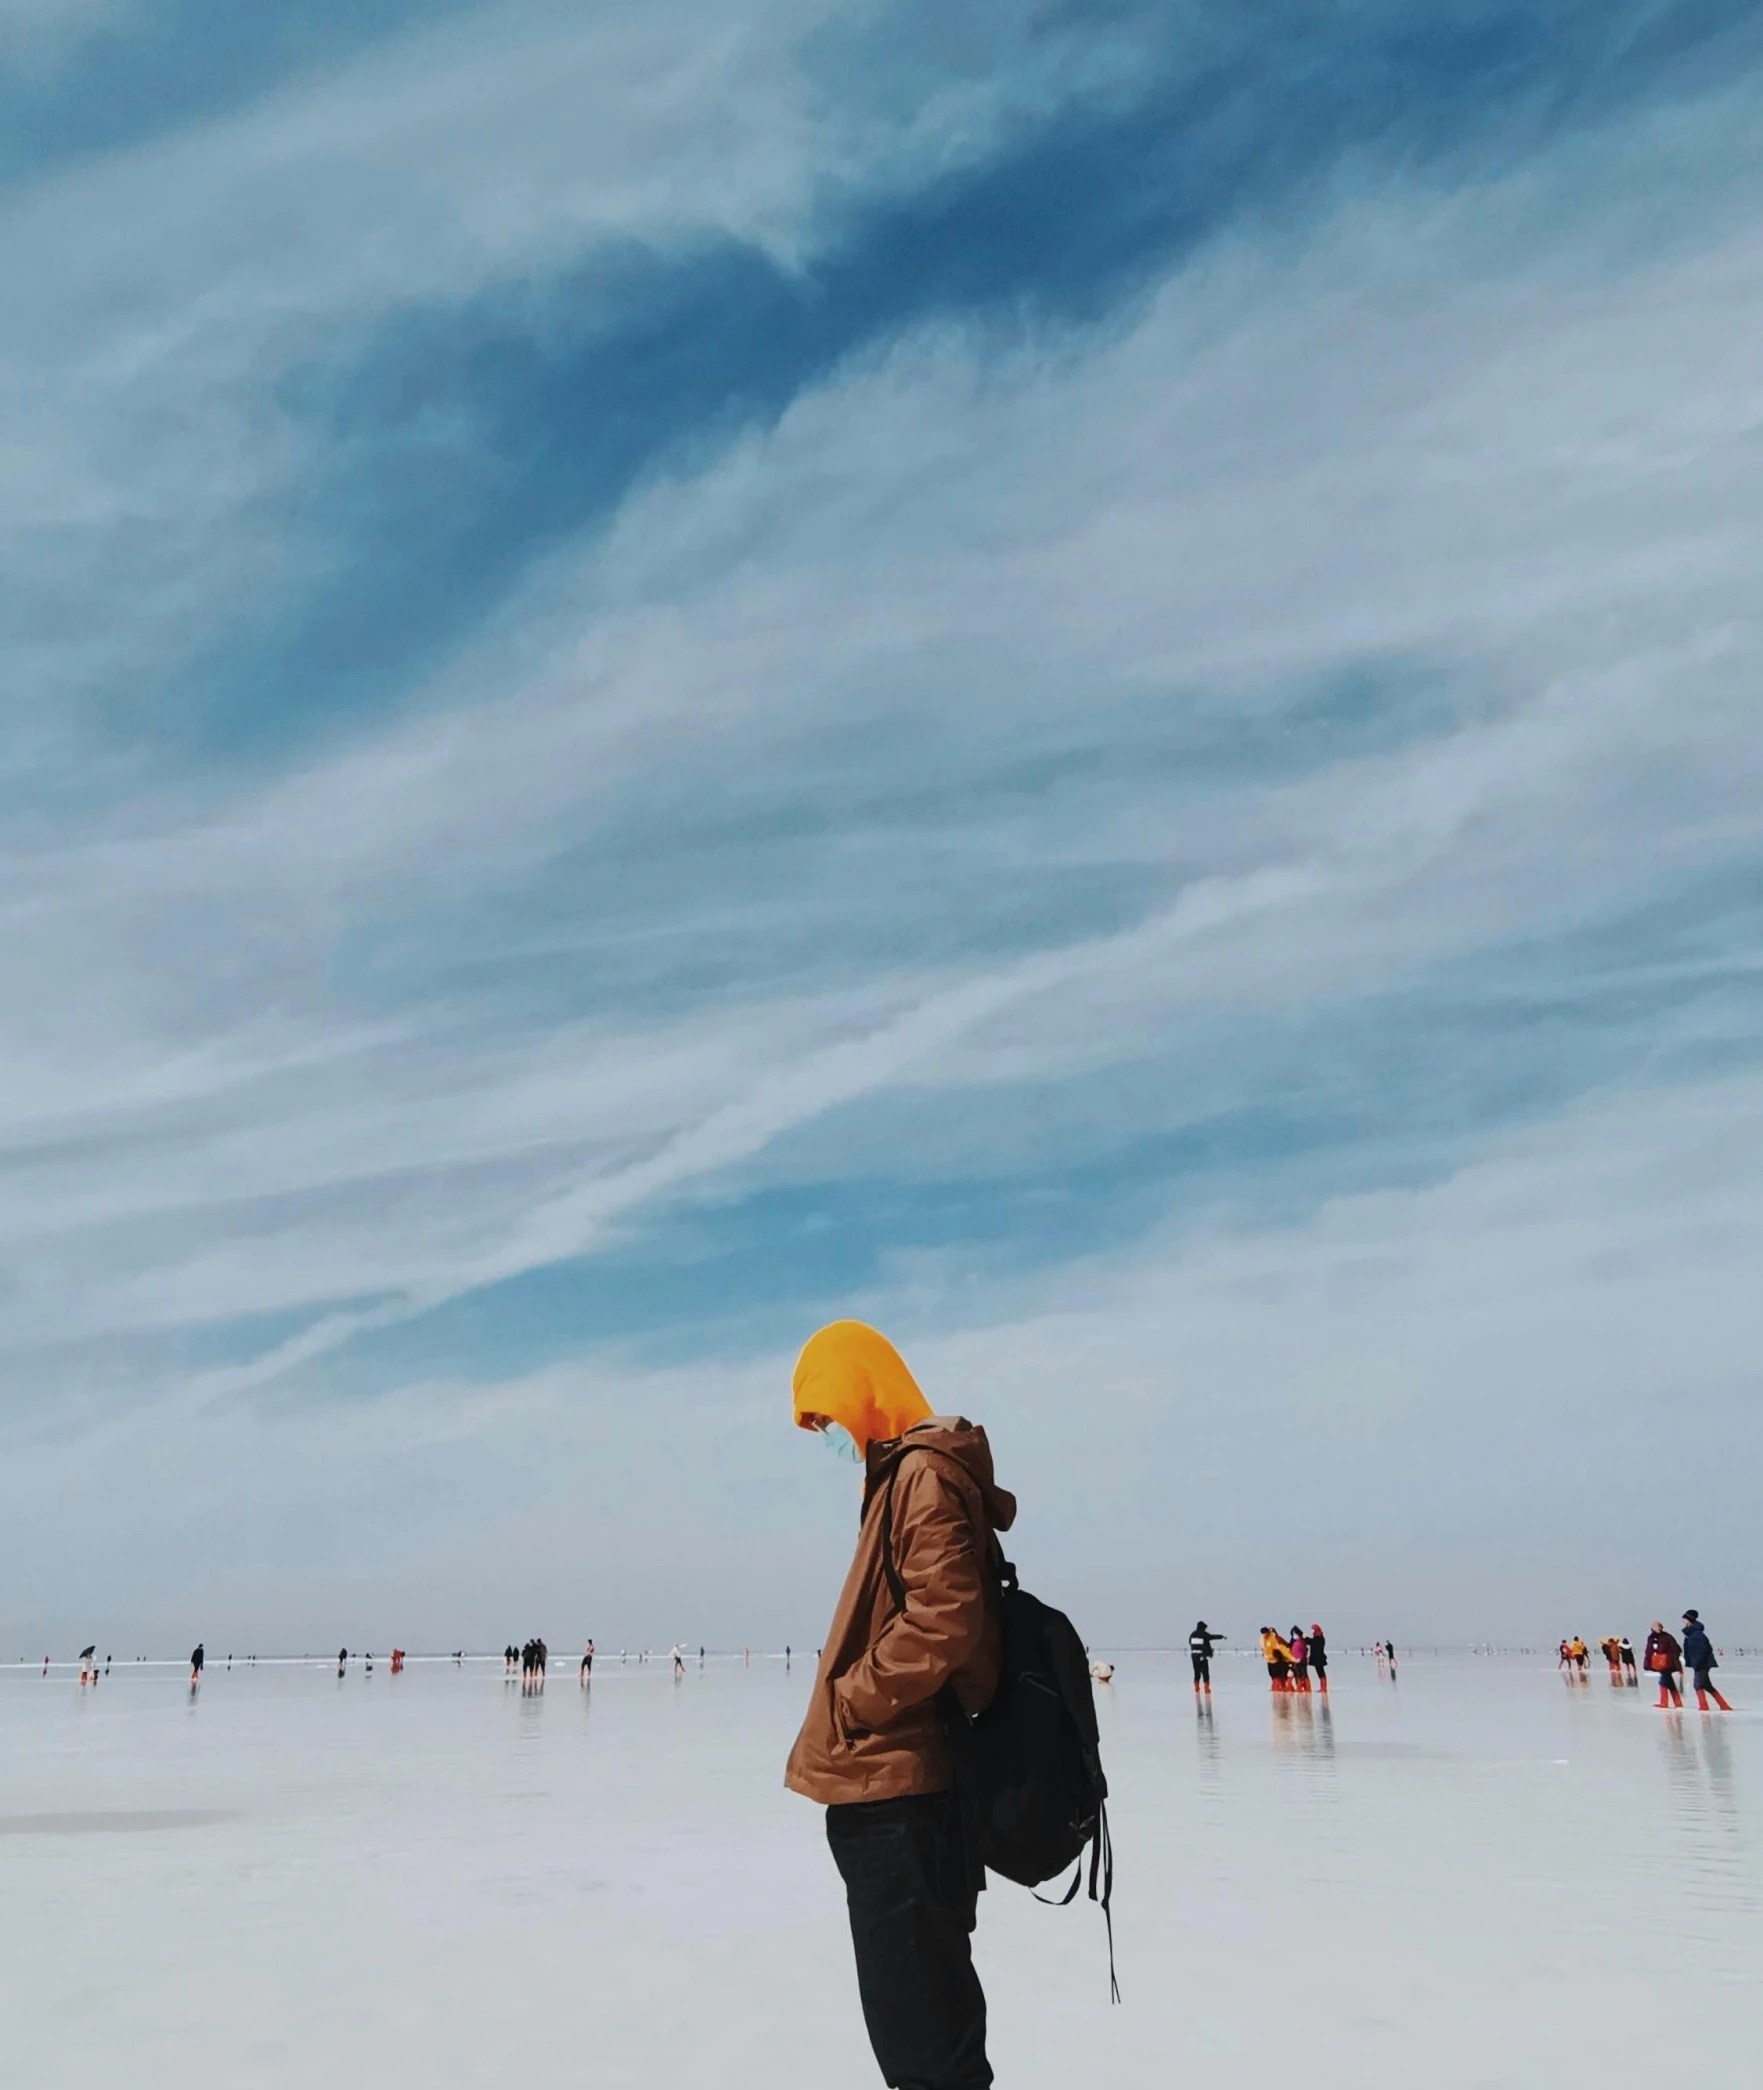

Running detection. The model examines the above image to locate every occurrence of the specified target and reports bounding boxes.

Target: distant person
[337,1646,348,1677]
[1644,1621,1683,1707]
[1681,1611,1732,1712]
[1619,1635,1639,1685]
[537,1638,547,1681]
[581,1640,595,1683]
[190,1643,205,1687]
[1308,1623,1329,1693]
[672,1643,686,1677]
[505,1644,515,1675]
[1188,1621,1224,1696]
[785,1320,1014,2090]
[1384,1640,1397,1677]
[1260,1627,1293,1692]
[1599,1635,1621,1682]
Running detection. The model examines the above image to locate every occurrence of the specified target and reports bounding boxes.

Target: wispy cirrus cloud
[2,1,1761,1641]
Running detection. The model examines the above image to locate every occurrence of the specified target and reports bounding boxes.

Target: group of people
[1642,1613,1733,1711]
[1560,1633,1638,1681]
[1554,1617,1733,1709]
[506,1639,548,1686]
[1258,1624,1330,1692]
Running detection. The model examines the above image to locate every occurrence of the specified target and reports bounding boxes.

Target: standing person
[1619,1634,1639,1686]
[785,1320,1014,2090]
[671,1643,686,1678]
[1384,1639,1397,1677]
[1188,1621,1223,1696]
[1681,1611,1732,1712]
[337,1646,348,1677]
[1643,1621,1683,1707]
[581,1640,595,1683]
[190,1643,204,1687]
[1260,1628,1292,1692]
[1308,1623,1329,1694]
[1288,1627,1311,1692]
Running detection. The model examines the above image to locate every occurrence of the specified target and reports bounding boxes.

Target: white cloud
[5,1069,1758,1644]
[0,25,1760,1656]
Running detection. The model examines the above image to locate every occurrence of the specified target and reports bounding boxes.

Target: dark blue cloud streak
[142,0,1763,759]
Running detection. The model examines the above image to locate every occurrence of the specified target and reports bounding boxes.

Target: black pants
[1191,1653,1210,1685]
[826,1794,990,2090]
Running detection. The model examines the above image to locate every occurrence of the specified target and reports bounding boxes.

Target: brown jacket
[785,1417,1016,1805]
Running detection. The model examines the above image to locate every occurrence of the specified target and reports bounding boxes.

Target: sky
[2,0,1761,1655]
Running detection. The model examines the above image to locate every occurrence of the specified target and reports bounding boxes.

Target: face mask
[819,1421,864,1464]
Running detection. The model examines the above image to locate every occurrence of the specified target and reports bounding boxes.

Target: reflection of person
[1681,1611,1732,1712]
[786,1320,1015,2090]
[1643,1621,1683,1707]
[1188,1622,1223,1695]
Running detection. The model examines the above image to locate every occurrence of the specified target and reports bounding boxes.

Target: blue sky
[3,0,1761,1652]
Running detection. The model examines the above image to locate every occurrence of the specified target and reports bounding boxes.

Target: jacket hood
[793,1320,932,1453]
[866,1416,1017,1533]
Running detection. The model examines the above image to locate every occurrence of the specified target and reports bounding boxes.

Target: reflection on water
[1656,1706,1749,1951]
[1269,1689,1336,1765]
[1,1652,1758,2087]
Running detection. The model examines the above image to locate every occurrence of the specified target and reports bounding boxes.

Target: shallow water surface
[0,1651,1754,2086]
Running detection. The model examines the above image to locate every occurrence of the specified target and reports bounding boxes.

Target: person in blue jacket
[1681,1611,1732,1712]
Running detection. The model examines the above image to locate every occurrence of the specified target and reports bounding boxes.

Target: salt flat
[0,1649,1755,2087]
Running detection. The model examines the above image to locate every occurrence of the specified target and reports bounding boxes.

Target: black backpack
[880,1450,1117,2000]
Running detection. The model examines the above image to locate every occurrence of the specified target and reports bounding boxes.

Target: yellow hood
[792,1320,932,1454]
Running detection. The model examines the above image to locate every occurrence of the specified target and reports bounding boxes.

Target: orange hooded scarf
[792,1320,932,1455]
